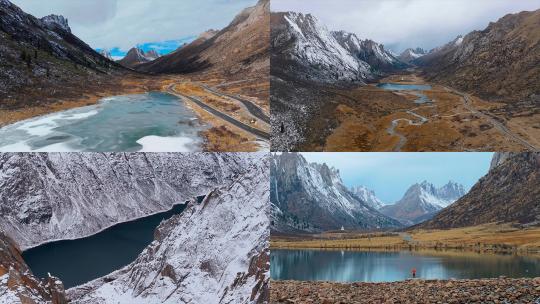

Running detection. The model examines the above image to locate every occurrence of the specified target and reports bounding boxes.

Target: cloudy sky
[272,0,540,53]
[12,0,257,57]
[300,152,493,203]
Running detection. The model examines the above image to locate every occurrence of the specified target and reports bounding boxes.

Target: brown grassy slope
[418,153,540,229]
[418,9,540,104]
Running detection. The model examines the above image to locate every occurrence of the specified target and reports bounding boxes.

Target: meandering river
[271,249,540,282]
[0,92,208,152]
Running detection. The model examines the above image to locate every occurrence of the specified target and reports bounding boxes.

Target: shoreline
[271,278,540,303]
[0,75,268,152]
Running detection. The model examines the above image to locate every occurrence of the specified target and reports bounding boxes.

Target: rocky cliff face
[380,181,466,225]
[0,153,257,250]
[68,155,269,304]
[0,232,67,304]
[138,0,269,78]
[0,0,123,104]
[418,152,540,229]
[270,153,401,233]
[416,9,540,105]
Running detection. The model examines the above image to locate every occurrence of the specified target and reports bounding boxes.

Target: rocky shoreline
[271,278,540,304]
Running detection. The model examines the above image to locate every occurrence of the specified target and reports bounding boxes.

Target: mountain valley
[271,9,540,152]
[0,0,270,152]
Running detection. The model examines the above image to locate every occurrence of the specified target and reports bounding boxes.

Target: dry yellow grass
[271,223,540,254]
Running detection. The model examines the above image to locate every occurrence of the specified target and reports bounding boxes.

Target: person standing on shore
[411,268,417,278]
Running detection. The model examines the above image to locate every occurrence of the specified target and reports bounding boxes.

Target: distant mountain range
[418,152,540,229]
[270,153,402,233]
[117,47,160,68]
[137,0,269,77]
[379,181,466,225]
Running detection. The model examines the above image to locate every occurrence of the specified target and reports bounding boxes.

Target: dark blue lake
[22,200,199,288]
[271,249,540,282]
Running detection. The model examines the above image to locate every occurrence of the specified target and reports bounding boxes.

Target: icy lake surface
[271,249,540,282]
[0,92,208,152]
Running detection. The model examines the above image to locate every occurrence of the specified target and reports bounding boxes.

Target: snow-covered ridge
[0,153,261,250]
[68,155,270,304]
[350,185,384,209]
[271,153,402,232]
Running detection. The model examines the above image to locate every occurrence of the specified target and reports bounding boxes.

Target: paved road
[445,87,538,151]
[167,84,270,141]
[201,84,270,124]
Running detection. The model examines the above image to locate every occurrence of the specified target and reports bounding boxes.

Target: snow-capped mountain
[68,155,269,304]
[272,12,402,84]
[117,47,160,68]
[0,153,259,250]
[380,181,466,225]
[398,47,427,63]
[350,185,384,209]
[332,31,406,74]
[419,153,540,229]
[271,153,402,232]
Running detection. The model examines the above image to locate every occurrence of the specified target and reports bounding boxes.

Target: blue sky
[96,37,196,59]
[12,0,257,58]
[300,152,493,203]
[272,0,540,53]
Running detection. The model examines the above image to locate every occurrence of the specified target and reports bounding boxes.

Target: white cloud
[272,0,540,52]
[11,0,258,50]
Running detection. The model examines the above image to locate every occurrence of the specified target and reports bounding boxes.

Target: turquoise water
[271,249,540,282]
[0,92,208,152]
[377,83,433,104]
[22,197,207,289]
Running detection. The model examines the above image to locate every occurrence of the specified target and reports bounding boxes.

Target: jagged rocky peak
[350,185,384,209]
[144,49,159,60]
[41,14,71,33]
[270,153,402,233]
[398,47,427,63]
[380,180,466,226]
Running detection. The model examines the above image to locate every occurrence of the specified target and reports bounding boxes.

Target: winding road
[201,84,270,124]
[444,87,538,151]
[166,84,270,141]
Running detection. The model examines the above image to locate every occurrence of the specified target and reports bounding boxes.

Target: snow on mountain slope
[270,153,401,232]
[332,31,406,73]
[0,153,258,250]
[68,155,269,304]
[350,185,384,209]
[286,12,370,82]
[380,181,466,225]
[398,47,427,63]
